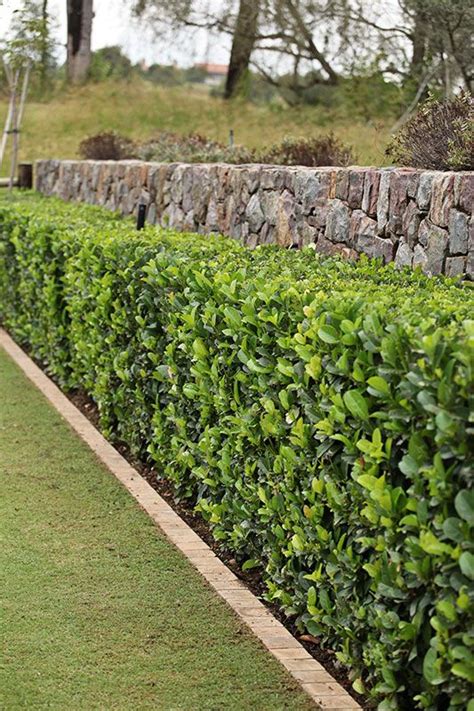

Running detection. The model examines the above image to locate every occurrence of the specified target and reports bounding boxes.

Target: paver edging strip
[0,327,362,711]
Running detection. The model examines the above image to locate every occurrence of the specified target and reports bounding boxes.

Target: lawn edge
[0,327,361,711]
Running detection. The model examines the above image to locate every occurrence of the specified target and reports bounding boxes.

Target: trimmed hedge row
[1,194,473,711]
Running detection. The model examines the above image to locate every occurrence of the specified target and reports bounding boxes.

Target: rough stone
[259,190,279,225]
[147,202,158,225]
[325,200,350,244]
[347,170,364,209]
[388,172,411,234]
[448,209,469,254]
[205,199,220,232]
[356,234,394,263]
[301,223,318,245]
[350,210,377,246]
[335,171,349,201]
[260,169,284,190]
[182,209,195,231]
[246,194,265,233]
[402,201,421,248]
[417,172,436,211]
[413,244,428,271]
[181,168,194,213]
[241,166,261,194]
[295,172,323,214]
[308,201,329,229]
[361,170,380,217]
[418,218,434,248]
[276,190,296,247]
[457,174,473,214]
[445,256,467,277]
[376,171,391,235]
[429,174,455,227]
[425,225,449,274]
[406,172,420,199]
[395,240,413,268]
[315,234,358,260]
[467,250,474,281]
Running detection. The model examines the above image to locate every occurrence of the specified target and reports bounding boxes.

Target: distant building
[195,63,228,86]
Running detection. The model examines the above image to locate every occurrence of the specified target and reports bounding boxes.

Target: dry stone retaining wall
[36,159,473,278]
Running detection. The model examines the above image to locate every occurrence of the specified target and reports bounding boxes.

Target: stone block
[276,190,296,247]
[315,234,358,260]
[350,210,377,246]
[416,171,437,211]
[429,173,455,227]
[295,171,325,214]
[356,234,394,263]
[361,170,380,217]
[301,223,318,245]
[205,199,219,232]
[246,194,265,233]
[445,256,466,277]
[448,209,469,254]
[395,240,413,268]
[347,170,365,209]
[413,244,428,271]
[388,172,412,234]
[308,202,329,229]
[426,225,449,274]
[402,201,421,248]
[325,199,350,243]
[335,170,349,201]
[457,174,473,214]
[376,171,391,235]
[406,172,420,199]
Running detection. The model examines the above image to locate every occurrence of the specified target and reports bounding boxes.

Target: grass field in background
[0,79,392,173]
[0,346,314,711]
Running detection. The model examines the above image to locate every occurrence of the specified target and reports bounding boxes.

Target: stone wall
[36,159,473,278]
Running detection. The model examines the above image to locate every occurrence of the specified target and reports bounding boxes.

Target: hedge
[0,194,473,711]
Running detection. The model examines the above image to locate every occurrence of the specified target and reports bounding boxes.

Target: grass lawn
[0,346,314,710]
[0,79,391,172]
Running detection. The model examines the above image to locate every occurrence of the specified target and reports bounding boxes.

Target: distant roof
[195,63,228,75]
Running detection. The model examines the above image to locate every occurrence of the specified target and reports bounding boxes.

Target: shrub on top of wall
[77,129,355,166]
[0,194,473,711]
[387,92,474,171]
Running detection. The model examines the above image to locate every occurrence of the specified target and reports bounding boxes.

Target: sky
[0,0,231,66]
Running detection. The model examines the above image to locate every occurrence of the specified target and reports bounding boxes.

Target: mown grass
[0,346,314,711]
[0,79,391,173]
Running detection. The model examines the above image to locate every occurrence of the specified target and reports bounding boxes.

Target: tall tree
[133,0,340,98]
[224,0,260,98]
[336,0,473,95]
[67,0,93,83]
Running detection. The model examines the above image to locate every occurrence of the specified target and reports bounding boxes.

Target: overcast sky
[1,0,231,66]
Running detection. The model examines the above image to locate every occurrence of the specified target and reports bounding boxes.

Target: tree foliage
[133,0,473,105]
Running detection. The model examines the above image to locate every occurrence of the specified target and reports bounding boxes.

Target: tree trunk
[224,0,259,99]
[407,6,428,89]
[40,0,49,91]
[67,0,93,83]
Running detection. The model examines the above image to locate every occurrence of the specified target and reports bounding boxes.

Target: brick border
[0,328,361,710]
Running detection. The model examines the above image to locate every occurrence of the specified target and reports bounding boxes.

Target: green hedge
[1,194,473,711]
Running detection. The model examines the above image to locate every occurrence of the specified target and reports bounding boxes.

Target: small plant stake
[137,203,147,230]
